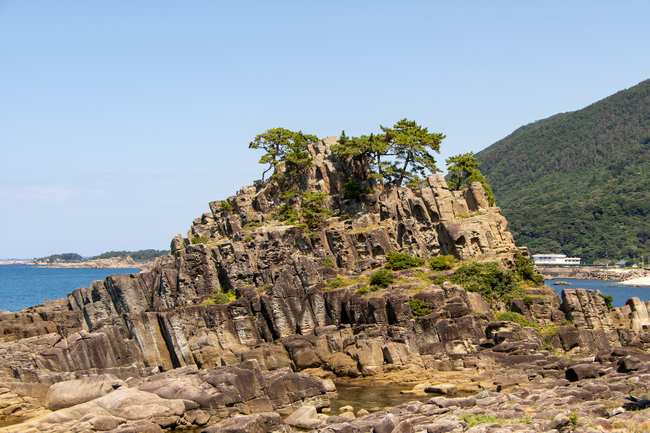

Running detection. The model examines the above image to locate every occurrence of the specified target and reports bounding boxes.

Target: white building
[533,254,581,265]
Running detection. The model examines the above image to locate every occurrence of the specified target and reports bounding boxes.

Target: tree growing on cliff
[381,119,445,185]
[332,119,444,185]
[446,152,496,205]
[332,131,392,181]
[249,128,319,180]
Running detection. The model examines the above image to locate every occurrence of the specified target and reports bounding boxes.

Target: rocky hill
[2,137,650,432]
[475,79,650,262]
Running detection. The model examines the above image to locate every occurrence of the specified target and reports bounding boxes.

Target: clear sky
[1,1,649,259]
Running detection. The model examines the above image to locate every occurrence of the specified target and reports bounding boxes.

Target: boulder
[45,374,125,411]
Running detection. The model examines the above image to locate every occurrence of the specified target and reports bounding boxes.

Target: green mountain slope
[475,79,650,263]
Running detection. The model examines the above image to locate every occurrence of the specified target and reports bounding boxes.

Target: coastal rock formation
[0,359,329,432]
[2,137,650,431]
[1,138,522,378]
[305,345,650,433]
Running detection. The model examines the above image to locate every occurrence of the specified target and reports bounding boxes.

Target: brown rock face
[4,137,650,431]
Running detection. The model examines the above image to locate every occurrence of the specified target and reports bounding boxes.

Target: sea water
[0,265,141,312]
[549,277,650,308]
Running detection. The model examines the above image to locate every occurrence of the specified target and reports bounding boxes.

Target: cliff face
[22,139,517,368]
[3,138,650,429]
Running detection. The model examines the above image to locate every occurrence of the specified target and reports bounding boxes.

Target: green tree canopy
[332,119,444,185]
[332,131,392,181]
[381,119,445,185]
[446,152,495,205]
[249,128,319,180]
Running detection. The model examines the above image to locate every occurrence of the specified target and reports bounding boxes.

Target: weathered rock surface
[0,359,329,432]
[3,137,650,431]
[304,346,650,433]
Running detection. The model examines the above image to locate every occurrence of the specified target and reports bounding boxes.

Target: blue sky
[1,1,649,259]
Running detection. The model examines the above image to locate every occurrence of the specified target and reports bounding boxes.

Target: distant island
[0,249,170,269]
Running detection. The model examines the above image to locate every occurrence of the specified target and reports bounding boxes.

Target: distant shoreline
[0,259,148,270]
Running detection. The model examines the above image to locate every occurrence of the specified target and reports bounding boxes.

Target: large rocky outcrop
[3,137,650,431]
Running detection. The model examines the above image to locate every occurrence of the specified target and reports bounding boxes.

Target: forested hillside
[476,79,650,263]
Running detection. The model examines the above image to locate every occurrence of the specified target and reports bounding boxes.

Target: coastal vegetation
[445,152,495,205]
[35,249,169,263]
[331,119,445,186]
[91,249,169,261]
[35,253,83,263]
[476,79,650,262]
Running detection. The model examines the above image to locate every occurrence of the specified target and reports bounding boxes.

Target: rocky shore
[2,138,650,432]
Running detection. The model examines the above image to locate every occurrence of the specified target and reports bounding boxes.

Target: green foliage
[36,253,83,263]
[277,205,299,224]
[568,412,578,428]
[475,79,650,261]
[205,289,237,305]
[332,119,444,185]
[281,189,299,202]
[497,311,540,331]
[221,201,235,211]
[243,222,262,231]
[342,178,374,199]
[91,250,170,261]
[409,298,432,317]
[513,253,545,286]
[603,294,614,310]
[249,128,319,180]
[301,192,332,228]
[276,189,332,228]
[451,261,522,302]
[458,414,503,426]
[332,131,392,182]
[445,152,495,205]
[244,234,254,242]
[284,131,319,177]
[429,254,458,271]
[432,274,447,285]
[327,276,350,289]
[355,285,381,295]
[385,251,425,270]
[191,235,210,244]
[369,269,395,287]
[523,295,534,306]
[381,119,445,185]
[466,169,496,206]
[446,152,482,190]
[323,257,336,268]
[458,414,532,427]
[405,176,426,191]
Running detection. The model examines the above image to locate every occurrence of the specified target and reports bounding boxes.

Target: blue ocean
[0,265,141,312]
[548,278,650,309]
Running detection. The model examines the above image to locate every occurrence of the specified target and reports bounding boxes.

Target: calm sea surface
[549,278,650,308]
[0,265,141,312]
[0,266,648,313]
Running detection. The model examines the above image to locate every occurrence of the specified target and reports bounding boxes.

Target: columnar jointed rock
[4,137,650,431]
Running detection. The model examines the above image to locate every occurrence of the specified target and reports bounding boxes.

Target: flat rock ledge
[0,359,328,432]
[2,347,650,432]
